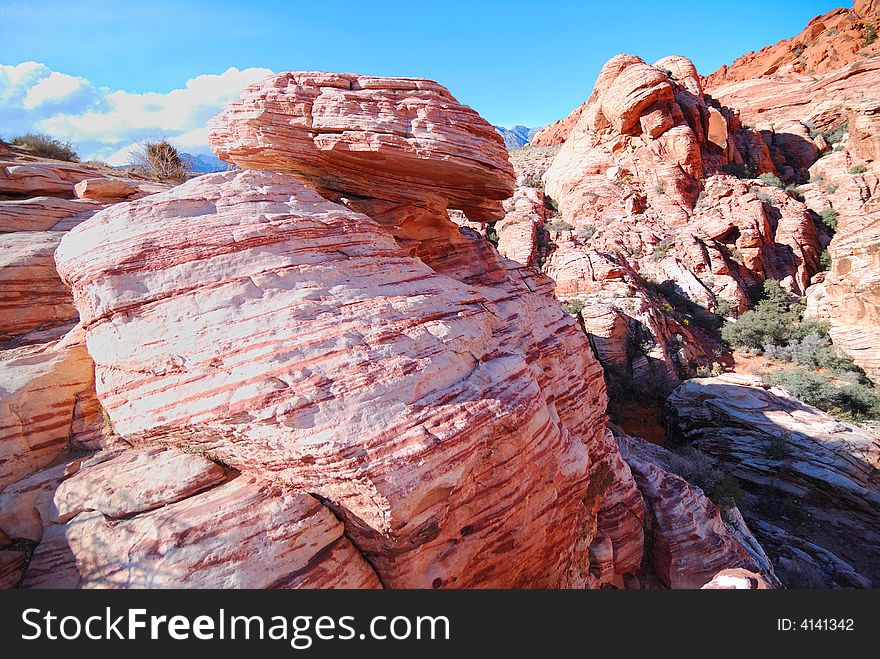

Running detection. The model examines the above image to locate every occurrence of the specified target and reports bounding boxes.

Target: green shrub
[863,24,877,46]
[763,432,792,460]
[817,207,838,231]
[522,175,543,188]
[759,173,785,188]
[651,237,675,262]
[767,367,880,420]
[850,164,867,174]
[750,186,776,206]
[10,133,79,161]
[576,225,596,241]
[546,220,573,233]
[819,249,832,271]
[722,162,757,179]
[825,183,839,194]
[715,298,734,319]
[721,280,813,350]
[546,196,559,212]
[561,298,584,316]
[486,223,499,247]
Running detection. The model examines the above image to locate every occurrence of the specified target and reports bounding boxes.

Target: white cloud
[1,62,272,162]
[23,71,95,109]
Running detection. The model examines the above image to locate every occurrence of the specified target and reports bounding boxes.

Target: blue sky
[0,0,847,160]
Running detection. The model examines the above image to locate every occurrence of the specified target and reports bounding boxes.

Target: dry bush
[9,133,79,161]
[129,139,188,184]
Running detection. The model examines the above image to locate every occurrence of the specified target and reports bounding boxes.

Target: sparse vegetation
[545,220,573,233]
[862,24,877,47]
[486,222,499,247]
[750,186,776,206]
[763,431,792,460]
[721,280,821,351]
[129,140,188,184]
[810,122,847,145]
[666,445,741,508]
[523,175,543,188]
[651,237,675,262]
[722,162,757,179]
[817,207,839,232]
[759,172,785,188]
[850,164,867,174]
[9,133,79,161]
[825,182,839,194]
[819,249,833,271]
[576,225,596,241]
[561,298,584,316]
[767,368,880,421]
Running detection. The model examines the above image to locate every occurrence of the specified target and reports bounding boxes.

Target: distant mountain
[494,125,542,150]
[180,152,237,173]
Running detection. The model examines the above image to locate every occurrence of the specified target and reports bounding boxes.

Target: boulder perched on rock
[208,72,515,222]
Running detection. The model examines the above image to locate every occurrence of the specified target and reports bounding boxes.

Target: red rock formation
[23,463,381,589]
[701,568,772,589]
[73,177,140,202]
[0,232,79,340]
[207,72,514,223]
[525,54,821,395]
[0,327,104,490]
[704,2,880,87]
[53,164,636,589]
[616,430,779,589]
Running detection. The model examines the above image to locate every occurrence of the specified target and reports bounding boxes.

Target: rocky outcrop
[705,2,880,87]
[527,54,821,396]
[21,453,381,589]
[52,143,633,588]
[616,430,779,588]
[74,177,140,202]
[0,327,104,490]
[207,72,515,223]
[701,568,772,589]
[666,373,880,587]
[0,197,102,233]
[0,232,79,340]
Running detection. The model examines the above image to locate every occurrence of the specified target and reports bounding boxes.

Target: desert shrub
[486,222,499,247]
[576,225,596,241]
[546,220,573,233]
[763,431,793,460]
[130,140,188,183]
[715,298,734,319]
[651,237,675,261]
[825,183,839,194]
[767,367,880,420]
[817,207,838,231]
[759,172,785,188]
[667,446,740,507]
[750,186,776,206]
[523,175,543,188]
[721,281,802,349]
[545,196,559,212]
[10,133,79,161]
[722,162,757,179]
[561,298,584,316]
[850,164,867,174]
[822,123,848,145]
[863,24,878,46]
[653,180,666,195]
